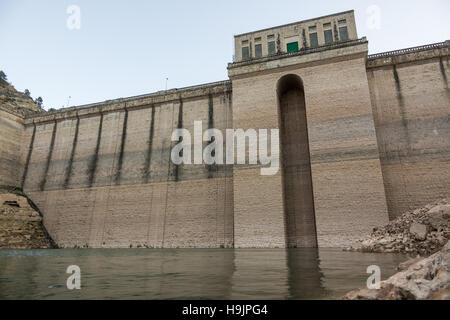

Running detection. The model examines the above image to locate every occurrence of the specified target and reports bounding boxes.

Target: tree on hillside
[0,71,7,81]
[35,97,43,107]
[24,89,31,97]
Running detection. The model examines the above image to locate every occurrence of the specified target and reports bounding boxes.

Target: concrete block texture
[22,86,235,248]
[368,51,450,219]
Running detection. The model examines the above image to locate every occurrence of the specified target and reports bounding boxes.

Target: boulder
[427,205,450,230]
[397,256,422,271]
[410,223,428,241]
[428,289,450,300]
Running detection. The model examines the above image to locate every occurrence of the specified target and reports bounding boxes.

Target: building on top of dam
[233,10,357,62]
[0,10,449,249]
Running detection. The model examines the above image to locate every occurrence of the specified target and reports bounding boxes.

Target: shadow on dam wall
[278,74,317,248]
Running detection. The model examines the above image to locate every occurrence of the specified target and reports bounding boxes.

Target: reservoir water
[0,248,409,300]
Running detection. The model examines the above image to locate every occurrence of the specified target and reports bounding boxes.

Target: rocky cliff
[0,78,44,116]
[0,188,56,249]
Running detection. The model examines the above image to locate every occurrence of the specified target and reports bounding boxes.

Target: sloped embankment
[346,199,450,256]
[0,188,56,249]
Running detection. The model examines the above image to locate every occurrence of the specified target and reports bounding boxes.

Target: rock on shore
[0,190,56,249]
[342,241,450,300]
[346,199,450,255]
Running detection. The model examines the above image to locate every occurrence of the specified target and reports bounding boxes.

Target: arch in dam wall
[277,74,317,248]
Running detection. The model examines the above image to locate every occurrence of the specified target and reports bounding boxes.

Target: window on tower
[242,40,250,60]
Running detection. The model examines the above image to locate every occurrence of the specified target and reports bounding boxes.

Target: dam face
[21,84,235,249]
[1,10,449,248]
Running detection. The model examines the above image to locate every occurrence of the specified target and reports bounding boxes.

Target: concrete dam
[1,10,449,248]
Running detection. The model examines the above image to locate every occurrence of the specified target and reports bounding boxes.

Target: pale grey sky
[0,0,449,110]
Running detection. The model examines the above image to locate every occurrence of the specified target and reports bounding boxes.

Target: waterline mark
[171,121,279,176]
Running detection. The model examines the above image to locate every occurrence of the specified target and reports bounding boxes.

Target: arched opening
[277,74,317,248]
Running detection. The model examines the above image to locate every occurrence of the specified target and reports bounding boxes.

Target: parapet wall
[21,81,234,248]
[367,41,450,219]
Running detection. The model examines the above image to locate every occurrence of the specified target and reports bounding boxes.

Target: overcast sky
[1,0,449,110]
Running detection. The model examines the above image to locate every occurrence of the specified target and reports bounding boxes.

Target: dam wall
[21,81,235,248]
[10,42,449,249]
[367,42,450,219]
[1,8,448,249]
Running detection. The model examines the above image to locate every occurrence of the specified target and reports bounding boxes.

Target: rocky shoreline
[0,188,56,249]
[342,241,450,300]
[343,199,450,300]
[345,199,450,256]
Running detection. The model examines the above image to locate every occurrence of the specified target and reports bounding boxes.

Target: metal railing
[368,41,448,60]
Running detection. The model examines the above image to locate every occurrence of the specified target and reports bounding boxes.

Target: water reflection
[287,248,326,299]
[0,249,408,300]
[231,250,289,299]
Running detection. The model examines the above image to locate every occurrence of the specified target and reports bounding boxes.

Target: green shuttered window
[286,42,299,53]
